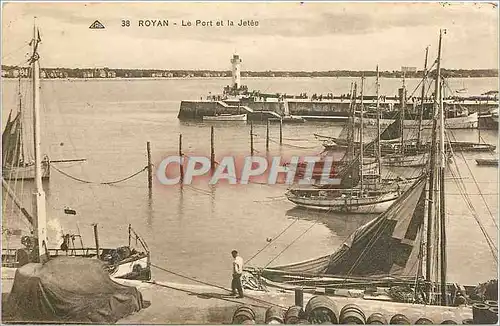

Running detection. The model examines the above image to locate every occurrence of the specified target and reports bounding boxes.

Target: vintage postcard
[1,1,498,324]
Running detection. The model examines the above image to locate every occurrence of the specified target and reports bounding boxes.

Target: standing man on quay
[231,250,244,298]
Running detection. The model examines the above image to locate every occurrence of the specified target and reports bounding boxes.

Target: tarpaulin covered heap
[4,256,146,323]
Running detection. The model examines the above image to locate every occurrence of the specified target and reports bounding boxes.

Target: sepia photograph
[1,1,499,324]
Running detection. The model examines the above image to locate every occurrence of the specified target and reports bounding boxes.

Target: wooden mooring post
[266,119,270,152]
[146,141,153,191]
[210,126,215,172]
[279,118,283,145]
[93,223,100,260]
[250,122,254,156]
[179,134,184,183]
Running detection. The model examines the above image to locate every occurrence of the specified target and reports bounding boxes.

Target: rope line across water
[51,164,148,185]
[150,263,287,309]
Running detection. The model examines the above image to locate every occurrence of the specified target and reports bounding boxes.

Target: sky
[1,1,499,71]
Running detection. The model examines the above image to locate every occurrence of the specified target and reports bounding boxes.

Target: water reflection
[146,189,153,228]
[285,207,376,238]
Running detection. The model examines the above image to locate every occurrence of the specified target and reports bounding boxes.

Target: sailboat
[1,26,151,281]
[2,78,50,180]
[286,76,403,214]
[380,58,430,168]
[246,30,496,308]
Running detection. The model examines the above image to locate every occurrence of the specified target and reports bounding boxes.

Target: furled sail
[380,112,402,141]
[266,175,427,278]
[2,111,23,167]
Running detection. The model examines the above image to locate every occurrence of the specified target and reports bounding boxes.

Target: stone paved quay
[1,268,473,324]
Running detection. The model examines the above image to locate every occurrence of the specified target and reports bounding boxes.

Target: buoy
[339,304,366,324]
[285,306,305,324]
[64,207,77,215]
[265,306,284,324]
[304,296,339,324]
[366,313,387,325]
[389,314,410,325]
[233,305,256,324]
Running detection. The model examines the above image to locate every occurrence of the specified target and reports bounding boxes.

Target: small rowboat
[203,113,247,121]
[475,158,499,166]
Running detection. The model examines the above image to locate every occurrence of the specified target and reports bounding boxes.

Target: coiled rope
[51,164,148,185]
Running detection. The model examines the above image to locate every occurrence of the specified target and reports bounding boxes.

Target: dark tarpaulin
[267,175,427,279]
[4,256,145,323]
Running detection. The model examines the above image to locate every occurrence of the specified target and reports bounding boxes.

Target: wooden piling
[179,134,184,183]
[93,223,100,260]
[250,122,254,156]
[279,118,283,145]
[147,141,153,191]
[266,119,270,151]
[210,126,215,172]
[295,287,304,307]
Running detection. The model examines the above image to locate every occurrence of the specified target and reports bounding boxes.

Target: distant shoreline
[1,65,498,79]
[2,76,498,81]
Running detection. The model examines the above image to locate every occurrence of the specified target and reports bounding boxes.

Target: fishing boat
[478,107,498,130]
[285,186,400,213]
[288,74,403,213]
[269,115,306,123]
[202,113,247,121]
[381,153,428,167]
[475,158,499,166]
[1,26,151,281]
[245,30,498,309]
[2,78,50,181]
[354,111,478,129]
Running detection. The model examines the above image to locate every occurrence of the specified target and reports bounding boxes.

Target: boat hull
[286,190,399,213]
[381,153,428,167]
[354,112,478,129]
[475,158,499,166]
[2,162,50,181]
[2,247,151,281]
[202,114,247,121]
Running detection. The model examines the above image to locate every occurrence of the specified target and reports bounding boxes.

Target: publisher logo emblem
[89,20,105,29]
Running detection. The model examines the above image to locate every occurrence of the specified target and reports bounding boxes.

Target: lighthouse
[230,53,242,89]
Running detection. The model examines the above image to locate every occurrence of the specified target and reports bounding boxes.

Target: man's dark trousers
[231,273,243,297]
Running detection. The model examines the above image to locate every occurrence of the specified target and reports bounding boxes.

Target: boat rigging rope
[51,164,148,185]
[262,212,331,269]
[149,263,287,309]
[147,281,268,309]
[446,130,498,230]
[245,217,300,265]
[268,137,319,149]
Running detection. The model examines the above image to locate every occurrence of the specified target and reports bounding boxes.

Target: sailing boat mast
[425,31,443,304]
[359,76,364,192]
[437,29,447,306]
[375,66,381,178]
[31,23,48,263]
[400,74,406,156]
[17,76,25,164]
[418,47,429,149]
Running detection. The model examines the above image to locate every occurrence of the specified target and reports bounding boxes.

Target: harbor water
[2,77,498,287]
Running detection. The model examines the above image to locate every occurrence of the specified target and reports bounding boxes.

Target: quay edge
[178,98,498,122]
